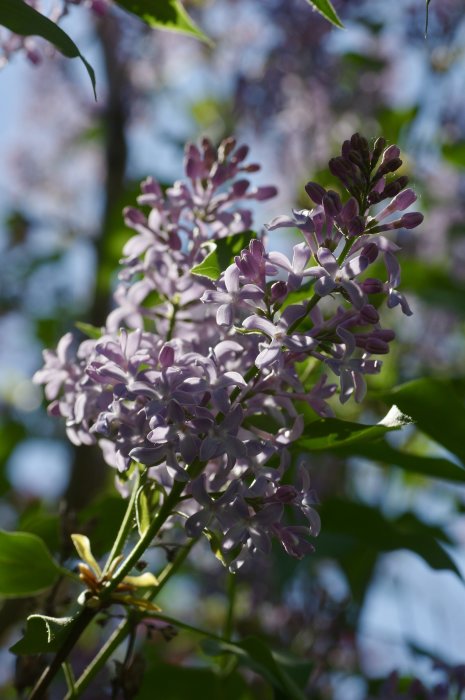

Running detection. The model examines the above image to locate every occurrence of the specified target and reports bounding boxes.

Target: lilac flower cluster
[34,134,422,570]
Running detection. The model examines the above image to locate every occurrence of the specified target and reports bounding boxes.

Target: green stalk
[62,662,77,698]
[28,607,97,700]
[223,571,237,642]
[66,538,197,698]
[103,469,141,575]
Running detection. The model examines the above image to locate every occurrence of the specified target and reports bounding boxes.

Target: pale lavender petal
[242,315,276,336]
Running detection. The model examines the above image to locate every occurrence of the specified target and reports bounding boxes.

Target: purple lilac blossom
[34,134,421,570]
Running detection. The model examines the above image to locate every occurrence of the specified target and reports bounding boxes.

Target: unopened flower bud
[400,212,424,229]
[323,191,342,217]
[360,304,380,325]
[305,181,326,204]
[271,281,287,303]
[361,278,384,294]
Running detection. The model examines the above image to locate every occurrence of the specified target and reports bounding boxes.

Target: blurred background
[1,0,465,697]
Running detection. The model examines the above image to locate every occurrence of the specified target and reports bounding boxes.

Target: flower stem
[31,462,203,699]
[223,571,237,642]
[66,538,197,699]
[103,469,141,575]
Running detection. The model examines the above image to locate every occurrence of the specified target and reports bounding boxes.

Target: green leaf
[204,636,307,700]
[138,658,253,699]
[400,260,465,317]
[296,406,412,452]
[385,379,465,464]
[191,231,255,280]
[0,0,96,98]
[0,530,61,598]
[319,500,461,578]
[345,442,465,484]
[10,614,75,655]
[75,321,103,339]
[113,0,212,45]
[78,494,128,557]
[18,503,60,553]
[304,0,343,28]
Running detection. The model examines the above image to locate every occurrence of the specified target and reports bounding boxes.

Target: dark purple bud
[305,181,326,204]
[352,133,370,164]
[328,157,352,186]
[400,212,424,229]
[365,337,390,354]
[233,144,249,163]
[232,144,249,163]
[381,180,402,198]
[373,329,396,342]
[381,144,401,164]
[378,157,403,176]
[348,150,364,168]
[218,136,236,160]
[348,216,365,237]
[323,191,342,217]
[168,231,182,251]
[383,175,409,198]
[340,197,358,223]
[360,243,379,263]
[367,191,381,205]
[201,138,216,168]
[242,163,260,173]
[341,140,351,158]
[232,179,249,197]
[271,280,287,303]
[361,278,383,294]
[360,304,380,325]
[370,137,386,169]
[123,207,146,226]
[159,344,175,368]
[254,185,278,200]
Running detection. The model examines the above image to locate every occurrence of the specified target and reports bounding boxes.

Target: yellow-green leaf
[123,572,159,587]
[71,534,102,577]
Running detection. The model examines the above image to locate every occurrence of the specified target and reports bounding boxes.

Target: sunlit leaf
[75,322,103,339]
[304,0,343,29]
[191,231,255,280]
[0,0,96,98]
[0,531,61,598]
[123,572,159,587]
[10,614,75,655]
[113,0,212,45]
[385,379,465,464]
[296,406,412,451]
